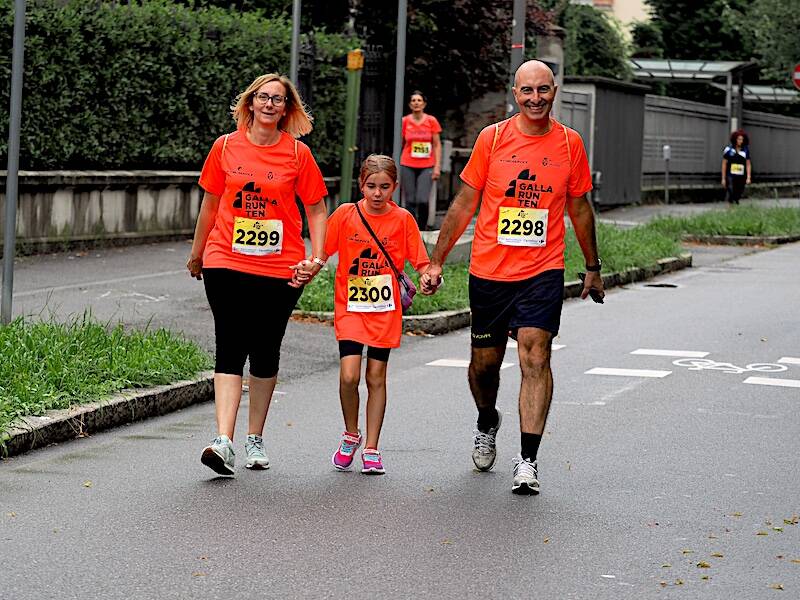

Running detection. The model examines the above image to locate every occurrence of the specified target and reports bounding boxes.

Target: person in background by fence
[721,129,751,205]
[187,73,329,476]
[400,91,442,230]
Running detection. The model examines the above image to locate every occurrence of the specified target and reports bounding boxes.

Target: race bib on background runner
[232,217,283,255]
[411,141,432,158]
[730,164,745,176]
[497,207,548,247]
[347,274,395,312]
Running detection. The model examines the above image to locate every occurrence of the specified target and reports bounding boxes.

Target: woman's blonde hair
[358,154,398,187]
[231,73,313,138]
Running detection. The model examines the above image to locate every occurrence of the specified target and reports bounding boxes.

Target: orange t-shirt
[400,114,442,169]
[324,200,430,348]
[198,130,328,279]
[460,116,592,282]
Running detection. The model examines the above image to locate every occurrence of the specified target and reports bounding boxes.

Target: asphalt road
[2,240,799,598]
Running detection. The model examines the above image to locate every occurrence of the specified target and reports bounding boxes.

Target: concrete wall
[0,171,339,254]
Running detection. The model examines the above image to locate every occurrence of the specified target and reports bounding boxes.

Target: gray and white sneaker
[245,434,270,470]
[472,410,502,471]
[512,455,540,495]
[201,435,235,475]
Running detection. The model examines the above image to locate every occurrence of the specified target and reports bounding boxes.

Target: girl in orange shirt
[323,155,431,474]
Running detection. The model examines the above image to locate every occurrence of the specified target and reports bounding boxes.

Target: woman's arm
[432,133,442,180]
[289,199,329,288]
[746,159,752,184]
[186,192,220,280]
[721,159,728,187]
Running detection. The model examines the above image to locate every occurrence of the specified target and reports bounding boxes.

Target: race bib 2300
[232,218,282,255]
[497,207,548,247]
[347,274,395,312]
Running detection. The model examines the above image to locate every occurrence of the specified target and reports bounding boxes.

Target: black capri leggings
[203,268,303,378]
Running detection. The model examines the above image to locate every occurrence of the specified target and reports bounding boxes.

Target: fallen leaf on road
[659,581,668,587]
[701,575,710,580]
[198,556,208,561]
[681,549,694,555]
[286,422,293,427]
[675,579,684,585]
[600,575,615,579]
[772,527,783,532]
[711,553,724,558]
[543,538,549,544]
[757,531,770,536]
[83,481,92,488]
[790,559,800,565]
[6,512,16,518]
[761,337,767,342]
[777,556,784,560]
[425,487,435,492]
[708,534,718,539]
[731,512,743,518]
[192,572,207,577]
[661,564,671,568]
[441,539,453,545]
[768,583,783,590]
[697,561,711,568]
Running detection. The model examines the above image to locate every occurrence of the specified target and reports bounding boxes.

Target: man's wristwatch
[585,259,602,272]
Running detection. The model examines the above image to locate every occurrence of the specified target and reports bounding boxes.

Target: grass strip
[0,315,212,438]
[296,222,683,315]
[647,205,800,237]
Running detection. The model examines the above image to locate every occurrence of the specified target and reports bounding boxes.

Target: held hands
[186,255,203,280]
[289,258,322,288]
[432,166,441,181]
[420,264,443,296]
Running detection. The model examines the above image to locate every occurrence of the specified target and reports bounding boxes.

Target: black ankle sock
[521,433,542,461]
[477,406,499,432]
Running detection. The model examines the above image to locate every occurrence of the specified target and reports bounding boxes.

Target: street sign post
[793,63,800,91]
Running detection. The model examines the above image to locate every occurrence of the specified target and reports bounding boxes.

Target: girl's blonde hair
[358,154,398,187]
[231,73,313,138]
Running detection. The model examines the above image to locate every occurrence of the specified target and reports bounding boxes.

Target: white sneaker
[512,455,540,495]
[201,435,235,475]
[245,434,270,470]
[472,410,502,471]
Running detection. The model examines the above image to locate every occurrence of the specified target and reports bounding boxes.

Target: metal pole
[663,144,671,205]
[505,0,526,116]
[2,0,26,325]
[391,0,407,170]
[339,49,364,205]
[290,0,301,82]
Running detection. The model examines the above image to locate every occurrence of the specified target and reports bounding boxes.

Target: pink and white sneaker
[361,449,385,474]
[332,431,362,471]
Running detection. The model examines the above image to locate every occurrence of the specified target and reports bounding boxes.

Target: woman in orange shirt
[187,73,329,476]
[323,155,432,474]
[400,91,442,230]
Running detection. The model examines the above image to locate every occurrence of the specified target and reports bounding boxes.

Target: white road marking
[426,359,514,370]
[743,377,800,388]
[15,270,185,297]
[631,349,709,358]
[698,407,778,419]
[506,339,565,350]
[555,400,606,406]
[600,379,641,403]
[777,357,800,365]
[586,367,672,378]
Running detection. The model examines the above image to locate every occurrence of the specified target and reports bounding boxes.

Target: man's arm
[565,193,604,301]
[420,183,480,293]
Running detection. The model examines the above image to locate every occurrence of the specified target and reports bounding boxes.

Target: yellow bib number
[497,207,548,247]
[347,274,395,312]
[232,218,282,256]
[411,141,432,158]
[730,163,745,176]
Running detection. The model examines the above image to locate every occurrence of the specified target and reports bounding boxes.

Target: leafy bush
[0,0,355,172]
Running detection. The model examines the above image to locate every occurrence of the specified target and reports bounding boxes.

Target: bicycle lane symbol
[671,358,789,375]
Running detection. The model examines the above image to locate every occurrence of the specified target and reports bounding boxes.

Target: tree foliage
[559,4,631,79]
[0,0,355,170]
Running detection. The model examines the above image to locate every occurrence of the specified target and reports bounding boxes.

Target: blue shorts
[469,269,564,347]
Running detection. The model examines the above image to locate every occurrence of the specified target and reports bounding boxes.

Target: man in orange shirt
[422,60,604,495]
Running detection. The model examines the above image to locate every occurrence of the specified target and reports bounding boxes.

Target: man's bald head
[514,60,555,88]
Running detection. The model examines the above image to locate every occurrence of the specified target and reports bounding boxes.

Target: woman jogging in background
[187,73,328,476]
[400,91,442,230]
[323,155,432,474]
[721,129,751,204]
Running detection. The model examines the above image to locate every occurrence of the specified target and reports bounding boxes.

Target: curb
[1,371,214,459]
[682,233,800,246]
[293,253,693,335]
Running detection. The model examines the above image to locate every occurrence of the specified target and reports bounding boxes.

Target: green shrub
[0,0,355,172]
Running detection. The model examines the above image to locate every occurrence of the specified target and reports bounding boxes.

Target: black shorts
[338,340,391,362]
[469,269,564,347]
[203,268,303,378]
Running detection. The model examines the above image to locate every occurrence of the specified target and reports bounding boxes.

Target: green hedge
[0,0,355,172]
